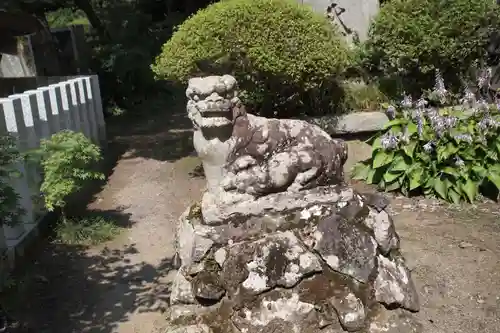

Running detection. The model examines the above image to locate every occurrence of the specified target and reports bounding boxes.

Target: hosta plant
[352,69,500,203]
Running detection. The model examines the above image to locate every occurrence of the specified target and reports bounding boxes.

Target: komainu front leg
[287,167,320,192]
[221,155,258,191]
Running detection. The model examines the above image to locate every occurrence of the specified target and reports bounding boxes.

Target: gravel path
[82,152,205,333]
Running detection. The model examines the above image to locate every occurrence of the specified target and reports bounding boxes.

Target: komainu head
[186,75,244,129]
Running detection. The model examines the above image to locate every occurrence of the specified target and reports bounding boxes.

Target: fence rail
[0,75,106,258]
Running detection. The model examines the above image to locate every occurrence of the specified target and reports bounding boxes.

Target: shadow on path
[105,94,196,163]
[1,234,173,333]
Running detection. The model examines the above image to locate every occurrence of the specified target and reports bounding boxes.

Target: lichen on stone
[188,201,203,220]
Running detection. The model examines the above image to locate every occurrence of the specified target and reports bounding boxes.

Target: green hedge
[363,0,500,96]
[152,0,352,117]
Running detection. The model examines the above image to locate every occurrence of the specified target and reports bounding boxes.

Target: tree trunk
[32,10,63,76]
[73,0,110,41]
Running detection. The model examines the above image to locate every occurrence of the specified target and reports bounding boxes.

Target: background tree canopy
[1,0,217,112]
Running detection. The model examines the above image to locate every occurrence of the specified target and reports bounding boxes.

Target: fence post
[10,93,45,221]
[39,86,60,135]
[82,77,100,144]
[50,82,72,131]
[74,78,92,140]
[0,97,34,240]
[67,81,83,133]
[89,75,107,147]
[28,89,51,141]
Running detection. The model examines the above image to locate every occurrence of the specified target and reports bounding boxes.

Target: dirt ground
[1,109,499,333]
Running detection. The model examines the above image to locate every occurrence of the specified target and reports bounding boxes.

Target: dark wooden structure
[0,10,91,97]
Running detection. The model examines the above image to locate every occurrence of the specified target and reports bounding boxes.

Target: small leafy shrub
[34,130,105,214]
[0,135,23,226]
[364,0,500,95]
[352,70,500,203]
[152,0,351,117]
[54,216,122,246]
[341,80,389,112]
[31,131,120,245]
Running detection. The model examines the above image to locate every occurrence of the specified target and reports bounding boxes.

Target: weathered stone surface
[202,183,353,226]
[169,303,222,325]
[295,266,370,332]
[222,231,322,296]
[335,112,389,134]
[367,307,423,333]
[329,287,366,331]
[363,208,400,254]
[169,305,204,324]
[176,210,196,268]
[192,270,225,302]
[313,213,378,283]
[364,193,390,212]
[171,271,196,305]
[374,255,419,312]
[231,290,317,333]
[168,324,213,333]
[214,248,227,266]
[192,235,214,263]
[175,206,214,267]
[336,194,369,222]
[304,112,389,135]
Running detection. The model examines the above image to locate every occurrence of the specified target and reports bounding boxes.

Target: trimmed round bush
[364,0,500,96]
[152,0,351,117]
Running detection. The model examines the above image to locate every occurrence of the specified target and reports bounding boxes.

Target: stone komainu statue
[169,75,422,333]
[186,74,347,197]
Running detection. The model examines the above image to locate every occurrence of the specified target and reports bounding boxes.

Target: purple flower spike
[434,70,448,103]
[386,105,396,120]
[478,99,489,111]
[401,94,413,109]
[460,87,476,106]
[477,68,492,89]
[454,134,473,143]
[417,118,424,136]
[381,132,399,150]
[416,97,428,109]
[454,156,465,167]
[423,141,433,153]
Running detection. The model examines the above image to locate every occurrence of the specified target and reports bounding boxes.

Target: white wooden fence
[0,75,106,252]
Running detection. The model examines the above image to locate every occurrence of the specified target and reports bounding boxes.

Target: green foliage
[54,215,122,245]
[47,8,87,28]
[352,103,500,204]
[152,0,352,117]
[341,81,389,112]
[363,0,500,95]
[33,130,104,212]
[0,135,24,226]
[87,0,186,110]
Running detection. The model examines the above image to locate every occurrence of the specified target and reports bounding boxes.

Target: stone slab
[304,112,389,135]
